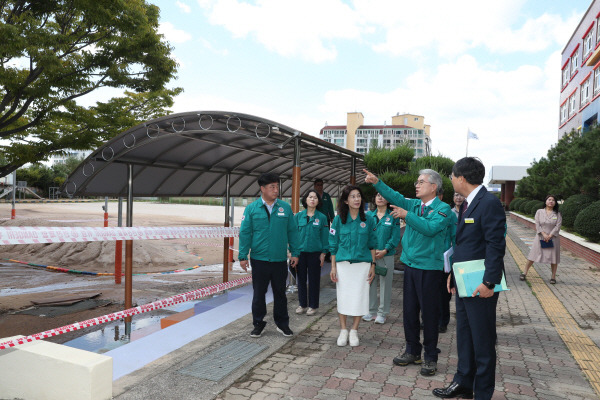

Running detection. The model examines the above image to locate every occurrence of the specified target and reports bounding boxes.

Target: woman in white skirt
[520,194,562,284]
[329,185,377,347]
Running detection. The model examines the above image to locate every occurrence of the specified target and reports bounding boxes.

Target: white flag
[468,129,479,140]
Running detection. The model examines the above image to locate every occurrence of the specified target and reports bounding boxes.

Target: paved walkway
[114,218,600,399]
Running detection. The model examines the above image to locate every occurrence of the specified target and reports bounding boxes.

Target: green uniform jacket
[329,214,377,263]
[238,198,300,262]
[316,191,335,223]
[295,209,329,253]
[445,210,458,249]
[374,180,452,271]
[366,209,402,256]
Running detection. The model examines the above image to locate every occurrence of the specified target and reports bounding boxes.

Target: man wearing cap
[239,172,300,338]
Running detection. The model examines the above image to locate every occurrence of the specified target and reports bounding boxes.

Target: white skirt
[336,261,370,316]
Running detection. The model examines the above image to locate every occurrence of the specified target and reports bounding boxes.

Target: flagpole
[466,129,469,156]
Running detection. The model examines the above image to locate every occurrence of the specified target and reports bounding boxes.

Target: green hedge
[520,200,536,214]
[526,200,545,216]
[574,201,600,242]
[561,194,596,228]
[509,198,525,211]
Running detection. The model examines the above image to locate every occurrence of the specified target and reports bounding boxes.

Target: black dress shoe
[432,382,473,399]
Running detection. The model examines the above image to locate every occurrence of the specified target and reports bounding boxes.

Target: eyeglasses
[414,180,430,187]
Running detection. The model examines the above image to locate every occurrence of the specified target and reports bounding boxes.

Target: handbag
[540,239,554,248]
[374,264,388,276]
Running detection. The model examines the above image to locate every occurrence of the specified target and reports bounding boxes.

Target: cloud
[176,1,192,13]
[197,0,366,63]
[315,53,561,177]
[199,38,229,56]
[159,22,193,44]
[196,0,582,62]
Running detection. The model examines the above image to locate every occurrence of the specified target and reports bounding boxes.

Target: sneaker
[375,315,386,324]
[276,326,293,337]
[337,329,349,346]
[362,314,375,322]
[306,307,317,316]
[250,324,265,338]
[349,329,359,346]
[420,360,437,376]
[393,352,422,366]
[296,306,307,314]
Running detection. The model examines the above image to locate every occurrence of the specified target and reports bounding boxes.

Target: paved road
[114,217,600,399]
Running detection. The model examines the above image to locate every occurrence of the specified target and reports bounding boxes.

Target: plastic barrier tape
[0,275,252,349]
[0,226,239,245]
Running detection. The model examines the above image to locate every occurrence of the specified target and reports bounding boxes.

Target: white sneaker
[362,314,375,322]
[306,307,316,315]
[296,306,307,314]
[337,329,349,346]
[375,315,386,324]
[349,329,359,346]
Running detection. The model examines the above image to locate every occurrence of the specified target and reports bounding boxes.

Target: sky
[140,0,592,181]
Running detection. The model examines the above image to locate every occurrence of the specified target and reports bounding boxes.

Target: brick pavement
[216,218,599,399]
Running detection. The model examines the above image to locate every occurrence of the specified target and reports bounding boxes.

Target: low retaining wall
[509,212,600,268]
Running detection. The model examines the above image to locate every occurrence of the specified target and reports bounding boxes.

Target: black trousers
[403,266,443,362]
[296,251,321,309]
[250,258,289,328]
[439,272,452,327]
[454,292,499,400]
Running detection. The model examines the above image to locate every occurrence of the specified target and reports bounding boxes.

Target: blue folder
[452,259,509,298]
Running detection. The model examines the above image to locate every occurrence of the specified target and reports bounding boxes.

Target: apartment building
[320,112,432,158]
[559,0,600,139]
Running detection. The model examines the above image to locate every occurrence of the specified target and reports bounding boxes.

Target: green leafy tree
[0,1,180,177]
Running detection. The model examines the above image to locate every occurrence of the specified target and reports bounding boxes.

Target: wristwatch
[483,281,495,290]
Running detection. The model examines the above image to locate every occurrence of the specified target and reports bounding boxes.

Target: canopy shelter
[489,165,529,210]
[60,111,365,334]
[61,111,365,200]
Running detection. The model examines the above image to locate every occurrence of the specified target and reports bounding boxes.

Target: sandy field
[0,201,249,342]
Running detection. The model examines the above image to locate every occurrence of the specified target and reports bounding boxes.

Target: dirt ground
[0,201,248,343]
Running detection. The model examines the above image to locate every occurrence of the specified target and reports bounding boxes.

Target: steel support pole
[291,138,301,213]
[125,164,134,335]
[115,197,123,284]
[11,171,16,219]
[223,173,231,282]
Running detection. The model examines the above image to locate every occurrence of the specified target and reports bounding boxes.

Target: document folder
[452,259,509,298]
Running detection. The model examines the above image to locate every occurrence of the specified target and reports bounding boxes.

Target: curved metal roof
[61,111,366,198]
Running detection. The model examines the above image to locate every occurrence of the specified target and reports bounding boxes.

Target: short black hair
[452,157,485,185]
[301,189,322,209]
[257,172,279,187]
[314,178,324,185]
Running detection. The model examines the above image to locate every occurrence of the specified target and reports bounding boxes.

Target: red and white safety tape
[0,226,239,245]
[0,275,252,350]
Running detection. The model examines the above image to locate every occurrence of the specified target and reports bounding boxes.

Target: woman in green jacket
[330,185,377,347]
[363,191,401,324]
[294,189,329,316]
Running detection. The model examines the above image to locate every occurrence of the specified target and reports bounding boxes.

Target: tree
[0,1,180,176]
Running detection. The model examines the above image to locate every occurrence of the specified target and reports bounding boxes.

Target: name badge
[277,213,285,216]
[464,218,474,224]
[313,221,319,225]
[384,222,392,225]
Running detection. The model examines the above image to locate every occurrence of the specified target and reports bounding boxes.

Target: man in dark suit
[433,157,506,400]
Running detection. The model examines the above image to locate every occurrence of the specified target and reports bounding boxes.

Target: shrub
[561,194,596,228]
[526,200,544,216]
[509,198,525,211]
[519,200,535,214]
[574,201,600,242]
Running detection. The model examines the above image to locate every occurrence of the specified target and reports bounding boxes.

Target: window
[334,139,344,146]
[560,103,568,123]
[357,139,367,146]
[563,63,570,87]
[581,77,591,105]
[584,27,594,59]
[595,68,600,94]
[571,49,579,73]
[569,91,578,116]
